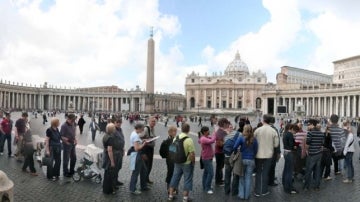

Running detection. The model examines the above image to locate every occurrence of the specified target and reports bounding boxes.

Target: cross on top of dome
[225,51,249,75]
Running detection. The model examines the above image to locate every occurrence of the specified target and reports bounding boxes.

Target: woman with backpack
[233,124,258,200]
[198,126,216,194]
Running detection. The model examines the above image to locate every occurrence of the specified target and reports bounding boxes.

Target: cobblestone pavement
[1,112,360,202]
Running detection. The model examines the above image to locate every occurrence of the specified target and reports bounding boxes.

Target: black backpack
[169,136,189,163]
[159,137,172,159]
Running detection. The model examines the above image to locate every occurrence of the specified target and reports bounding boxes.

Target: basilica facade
[185,52,360,118]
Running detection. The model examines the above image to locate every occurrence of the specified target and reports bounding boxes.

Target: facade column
[317,97,320,116]
[346,95,351,117]
[352,95,356,117]
[341,96,345,117]
[329,96,333,115]
[324,97,327,116]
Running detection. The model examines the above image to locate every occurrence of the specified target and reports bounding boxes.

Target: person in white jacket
[343,121,355,183]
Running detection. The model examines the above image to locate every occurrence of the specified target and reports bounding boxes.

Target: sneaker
[0,152,3,156]
[147,179,154,184]
[335,171,341,175]
[254,193,261,197]
[167,196,174,201]
[262,191,270,196]
[131,190,142,195]
[343,179,353,183]
[290,190,298,194]
[116,181,124,186]
[207,190,214,194]
[324,176,332,181]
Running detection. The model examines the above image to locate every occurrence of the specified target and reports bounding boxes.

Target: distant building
[276,66,332,86]
[333,55,360,85]
[185,51,267,113]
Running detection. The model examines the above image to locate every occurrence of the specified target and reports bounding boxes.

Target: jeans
[282,152,295,193]
[129,153,148,192]
[202,159,214,191]
[114,150,123,182]
[268,153,278,184]
[224,157,239,195]
[50,145,62,177]
[345,152,354,180]
[166,158,175,185]
[332,154,342,173]
[215,153,225,183]
[0,133,12,156]
[254,158,272,195]
[304,153,322,189]
[169,163,194,192]
[320,150,331,178]
[239,159,255,199]
[62,143,77,175]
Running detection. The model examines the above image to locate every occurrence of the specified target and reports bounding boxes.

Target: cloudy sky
[1,0,360,94]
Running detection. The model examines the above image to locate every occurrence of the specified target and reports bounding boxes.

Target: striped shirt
[306,129,325,155]
[328,124,346,152]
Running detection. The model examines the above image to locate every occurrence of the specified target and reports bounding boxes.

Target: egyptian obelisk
[145,27,155,113]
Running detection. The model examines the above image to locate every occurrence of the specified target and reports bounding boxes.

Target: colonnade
[0,84,184,113]
[278,95,360,117]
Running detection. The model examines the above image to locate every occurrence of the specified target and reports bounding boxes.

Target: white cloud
[198,0,302,82]
[0,0,182,92]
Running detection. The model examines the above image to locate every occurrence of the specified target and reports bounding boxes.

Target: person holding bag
[342,121,355,183]
[198,126,216,194]
[45,118,62,181]
[233,125,258,200]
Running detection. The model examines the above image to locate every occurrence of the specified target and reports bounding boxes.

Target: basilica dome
[224,51,249,76]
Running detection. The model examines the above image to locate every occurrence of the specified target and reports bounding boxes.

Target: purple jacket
[198,135,216,160]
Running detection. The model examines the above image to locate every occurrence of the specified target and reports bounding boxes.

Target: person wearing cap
[0,112,13,157]
[60,113,77,177]
[14,112,29,161]
[303,119,325,191]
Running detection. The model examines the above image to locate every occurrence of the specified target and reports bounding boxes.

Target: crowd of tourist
[0,110,359,201]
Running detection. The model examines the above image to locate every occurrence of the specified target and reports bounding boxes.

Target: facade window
[191,79,195,83]
[257,78,261,82]
[123,98,126,104]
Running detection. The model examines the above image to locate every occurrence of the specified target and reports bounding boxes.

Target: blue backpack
[223,131,240,156]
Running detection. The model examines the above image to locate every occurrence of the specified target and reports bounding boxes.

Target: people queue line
[0,111,358,201]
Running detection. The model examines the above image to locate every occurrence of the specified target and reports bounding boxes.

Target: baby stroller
[72,144,102,184]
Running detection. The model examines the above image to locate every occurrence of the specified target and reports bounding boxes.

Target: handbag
[42,155,52,167]
[200,156,204,169]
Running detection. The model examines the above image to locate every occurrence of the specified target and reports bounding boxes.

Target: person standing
[129,123,150,195]
[22,127,38,176]
[342,121,355,183]
[143,116,157,184]
[268,116,281,186]
[77,114,86,135]
[60,113,77,177]
[198,126,216,194]
[168,123,195,202]
[42,112,47,125]
[0,112,13,157]
[45,118,62,181]
[89,118,98,142]
[14,112,29,161]
[253,114,279,197]
[102,123,117,195]
[328,114,346,175]
[233,124,258,200]
[113,117,125,187]
[282,124,300,194]
[198,117,202,127]
[303,119,325,191]
[214,118,230,186]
